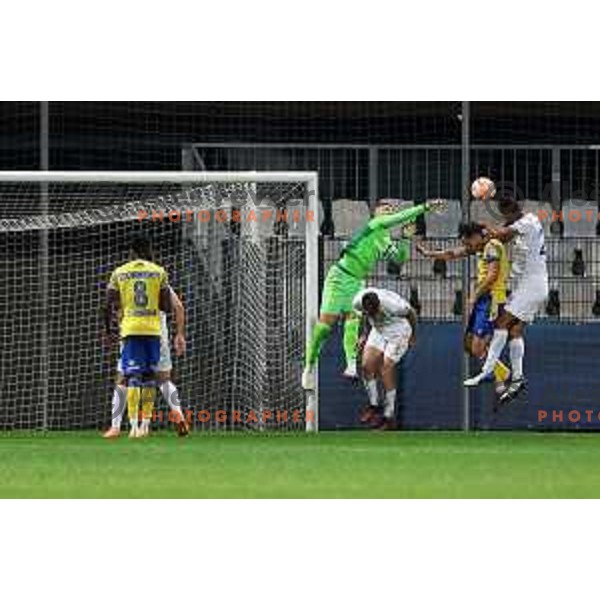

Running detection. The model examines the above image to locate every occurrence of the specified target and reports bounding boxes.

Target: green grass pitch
[1,431,600,498]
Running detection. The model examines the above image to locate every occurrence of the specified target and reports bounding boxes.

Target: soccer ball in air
[471,177,496,201]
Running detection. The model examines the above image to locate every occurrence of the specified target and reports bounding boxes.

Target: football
[471,176,496,200]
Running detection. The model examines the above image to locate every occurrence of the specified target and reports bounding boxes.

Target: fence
[186,141,600,430]
[3,103,600,430]
[187,142,600,205]
[187,142,600,324]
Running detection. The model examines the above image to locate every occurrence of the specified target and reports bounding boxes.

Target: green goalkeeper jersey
[337,204,428,279]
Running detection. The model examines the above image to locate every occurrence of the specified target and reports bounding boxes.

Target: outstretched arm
[480,223,517,243]
[416,242,470,261]
[371,199,446,231]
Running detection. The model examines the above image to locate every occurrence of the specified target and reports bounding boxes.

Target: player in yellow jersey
[105,235,171,439]
[417,223,511,395]
[103,285,189,440]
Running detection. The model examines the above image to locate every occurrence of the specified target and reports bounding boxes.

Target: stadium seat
[453,289,463,317]
[433,259,447,278]
[546,289,560,317]
[562,199,598,238]
[560,239,600,280]
[547,239,584,280]
[331,198,370,238]
[572,249,586,277]
[414,280,458,320]
[425,199,461,238]
[592,290,600,317]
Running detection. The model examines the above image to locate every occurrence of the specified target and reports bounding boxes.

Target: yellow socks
[493,360,511,383]
[127,387,141,431]
[141,387,156,424]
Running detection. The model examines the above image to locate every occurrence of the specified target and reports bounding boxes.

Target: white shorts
[117,332,172,375]
[364,321,412,364]
[505,278,549,324]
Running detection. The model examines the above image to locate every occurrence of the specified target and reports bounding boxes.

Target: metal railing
[322,237,600,324]
[185,142,600,206]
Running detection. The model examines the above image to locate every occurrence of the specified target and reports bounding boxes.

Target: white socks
[384,390,396,419]
[509,338,525,380]
[481,329,509,376]
[111,385,126,429]
[363,379,395,419]
[364,379,379,407]
[160,381,185,420]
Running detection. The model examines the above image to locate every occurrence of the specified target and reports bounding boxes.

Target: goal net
[0,172,319,432]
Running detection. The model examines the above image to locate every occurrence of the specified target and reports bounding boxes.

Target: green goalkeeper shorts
[320,263,364,315]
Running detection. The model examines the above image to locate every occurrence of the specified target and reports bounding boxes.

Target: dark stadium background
[5,102,600,169]
[1,101,599,431]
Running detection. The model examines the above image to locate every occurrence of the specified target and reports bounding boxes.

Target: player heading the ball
[464,192,549,405]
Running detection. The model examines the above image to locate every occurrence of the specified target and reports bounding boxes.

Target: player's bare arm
[416,242,470,261]
[159,285,172,314]
[103,287,120,342]
[170,289,187,357]
[406,308,417,347]
[480,223,517,243]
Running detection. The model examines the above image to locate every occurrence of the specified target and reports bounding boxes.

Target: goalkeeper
[302,198,446,390]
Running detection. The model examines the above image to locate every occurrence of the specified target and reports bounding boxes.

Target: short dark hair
[458,222,485,239]
[130,234,154,261]
[498,193,521,218]
[362,291,381,314]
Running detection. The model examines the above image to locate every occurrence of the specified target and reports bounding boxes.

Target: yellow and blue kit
[108,259,169,379]
[467,239,509,338]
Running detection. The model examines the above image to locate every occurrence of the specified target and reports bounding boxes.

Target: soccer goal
[0,171,319,432]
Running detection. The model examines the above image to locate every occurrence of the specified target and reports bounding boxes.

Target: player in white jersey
[464,194,549,404]
[103,286,188,438]
[352,288,417,430]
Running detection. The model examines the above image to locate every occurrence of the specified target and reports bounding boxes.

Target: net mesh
[0,177,311,431]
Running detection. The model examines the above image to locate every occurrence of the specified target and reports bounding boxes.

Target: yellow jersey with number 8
[108,259,168,338]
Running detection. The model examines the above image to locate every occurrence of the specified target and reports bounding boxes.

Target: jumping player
[302,198,446,390]
[353,288,417,430]
[464,195,549,404]
[417,223,511,394]
[104,235,171,439]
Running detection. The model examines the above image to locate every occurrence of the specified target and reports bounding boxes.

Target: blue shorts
[467,294,503,338]
[120,336,161,379]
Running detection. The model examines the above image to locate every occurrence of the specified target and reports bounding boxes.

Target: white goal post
[0,171,319,432]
